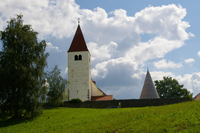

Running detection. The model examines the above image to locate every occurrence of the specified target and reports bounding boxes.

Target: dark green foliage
[154,77,193,98]
[0,15,49,119]
[47,65,67,107]
[69,98,82,103]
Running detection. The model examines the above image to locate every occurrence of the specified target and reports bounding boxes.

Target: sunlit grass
[1,100,200,132]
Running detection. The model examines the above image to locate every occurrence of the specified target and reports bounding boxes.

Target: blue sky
[0,0,200,99]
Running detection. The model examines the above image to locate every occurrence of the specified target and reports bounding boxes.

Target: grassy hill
[1,100,200,133]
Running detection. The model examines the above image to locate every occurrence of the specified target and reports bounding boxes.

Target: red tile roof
[68,25,89,52]
[91,95,113,101]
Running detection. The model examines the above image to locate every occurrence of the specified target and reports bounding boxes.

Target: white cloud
[0,0,80,39]
[151,71,200,96]
[154,59,182,69]
[81,4,193,99]
[134,4,192,41]
[0,2,192,48]
[0,1,195,99]
[125,37,183,64]
[184,58,195,64]
[91,57,138,78]
[176,72,200,95]
[150,71,200,96]
[88,41,118,61]
[131,71,146,79]
[91,61,108,78]
[46,42,61,52]
[198,51,200,57]
[151,71,175,81]
[81,8,136,47]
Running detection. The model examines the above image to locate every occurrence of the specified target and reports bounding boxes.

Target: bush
[69,98,82,103]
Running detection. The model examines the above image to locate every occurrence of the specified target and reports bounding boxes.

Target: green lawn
[1,100,200,133]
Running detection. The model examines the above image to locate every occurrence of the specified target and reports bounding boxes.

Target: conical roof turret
[140,69,160,99]
[68,25,89,52]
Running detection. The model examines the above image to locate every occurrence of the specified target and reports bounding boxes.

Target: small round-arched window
[74,55,82,61]
[74,55,78,60]
[79,55,82,60]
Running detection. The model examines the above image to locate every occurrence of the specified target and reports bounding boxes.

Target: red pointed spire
[68,25,89,52]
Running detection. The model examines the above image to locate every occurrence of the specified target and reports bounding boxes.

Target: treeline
[0,15,67,120]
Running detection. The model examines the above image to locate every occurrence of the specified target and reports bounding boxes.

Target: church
[64,24,113,101]
[64,22,160,101]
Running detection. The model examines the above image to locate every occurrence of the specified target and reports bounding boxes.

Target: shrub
[69,98,82,103]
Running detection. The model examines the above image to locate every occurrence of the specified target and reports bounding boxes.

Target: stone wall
[63,97,191,108]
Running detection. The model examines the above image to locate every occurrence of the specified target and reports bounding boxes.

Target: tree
[0,15,49,119]
[47,65,67,107]
[154,77,192,98]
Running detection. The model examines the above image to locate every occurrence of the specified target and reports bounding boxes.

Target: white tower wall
[65,51,91,101]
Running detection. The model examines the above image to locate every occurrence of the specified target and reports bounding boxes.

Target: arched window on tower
[79,55,82,60]
[75,55,78,61]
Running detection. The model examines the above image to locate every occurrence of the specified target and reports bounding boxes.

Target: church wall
[91,82,105,96]
[194,93,200,100]
[65,51,91,101]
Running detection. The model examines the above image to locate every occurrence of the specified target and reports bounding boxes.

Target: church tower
[140,69,160,99]
[65,24,91,101]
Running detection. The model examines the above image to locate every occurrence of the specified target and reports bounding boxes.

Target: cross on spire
[78,18,80,25]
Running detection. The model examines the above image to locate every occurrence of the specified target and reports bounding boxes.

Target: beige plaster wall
[91,81,105,96]
[64,51,91,101]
